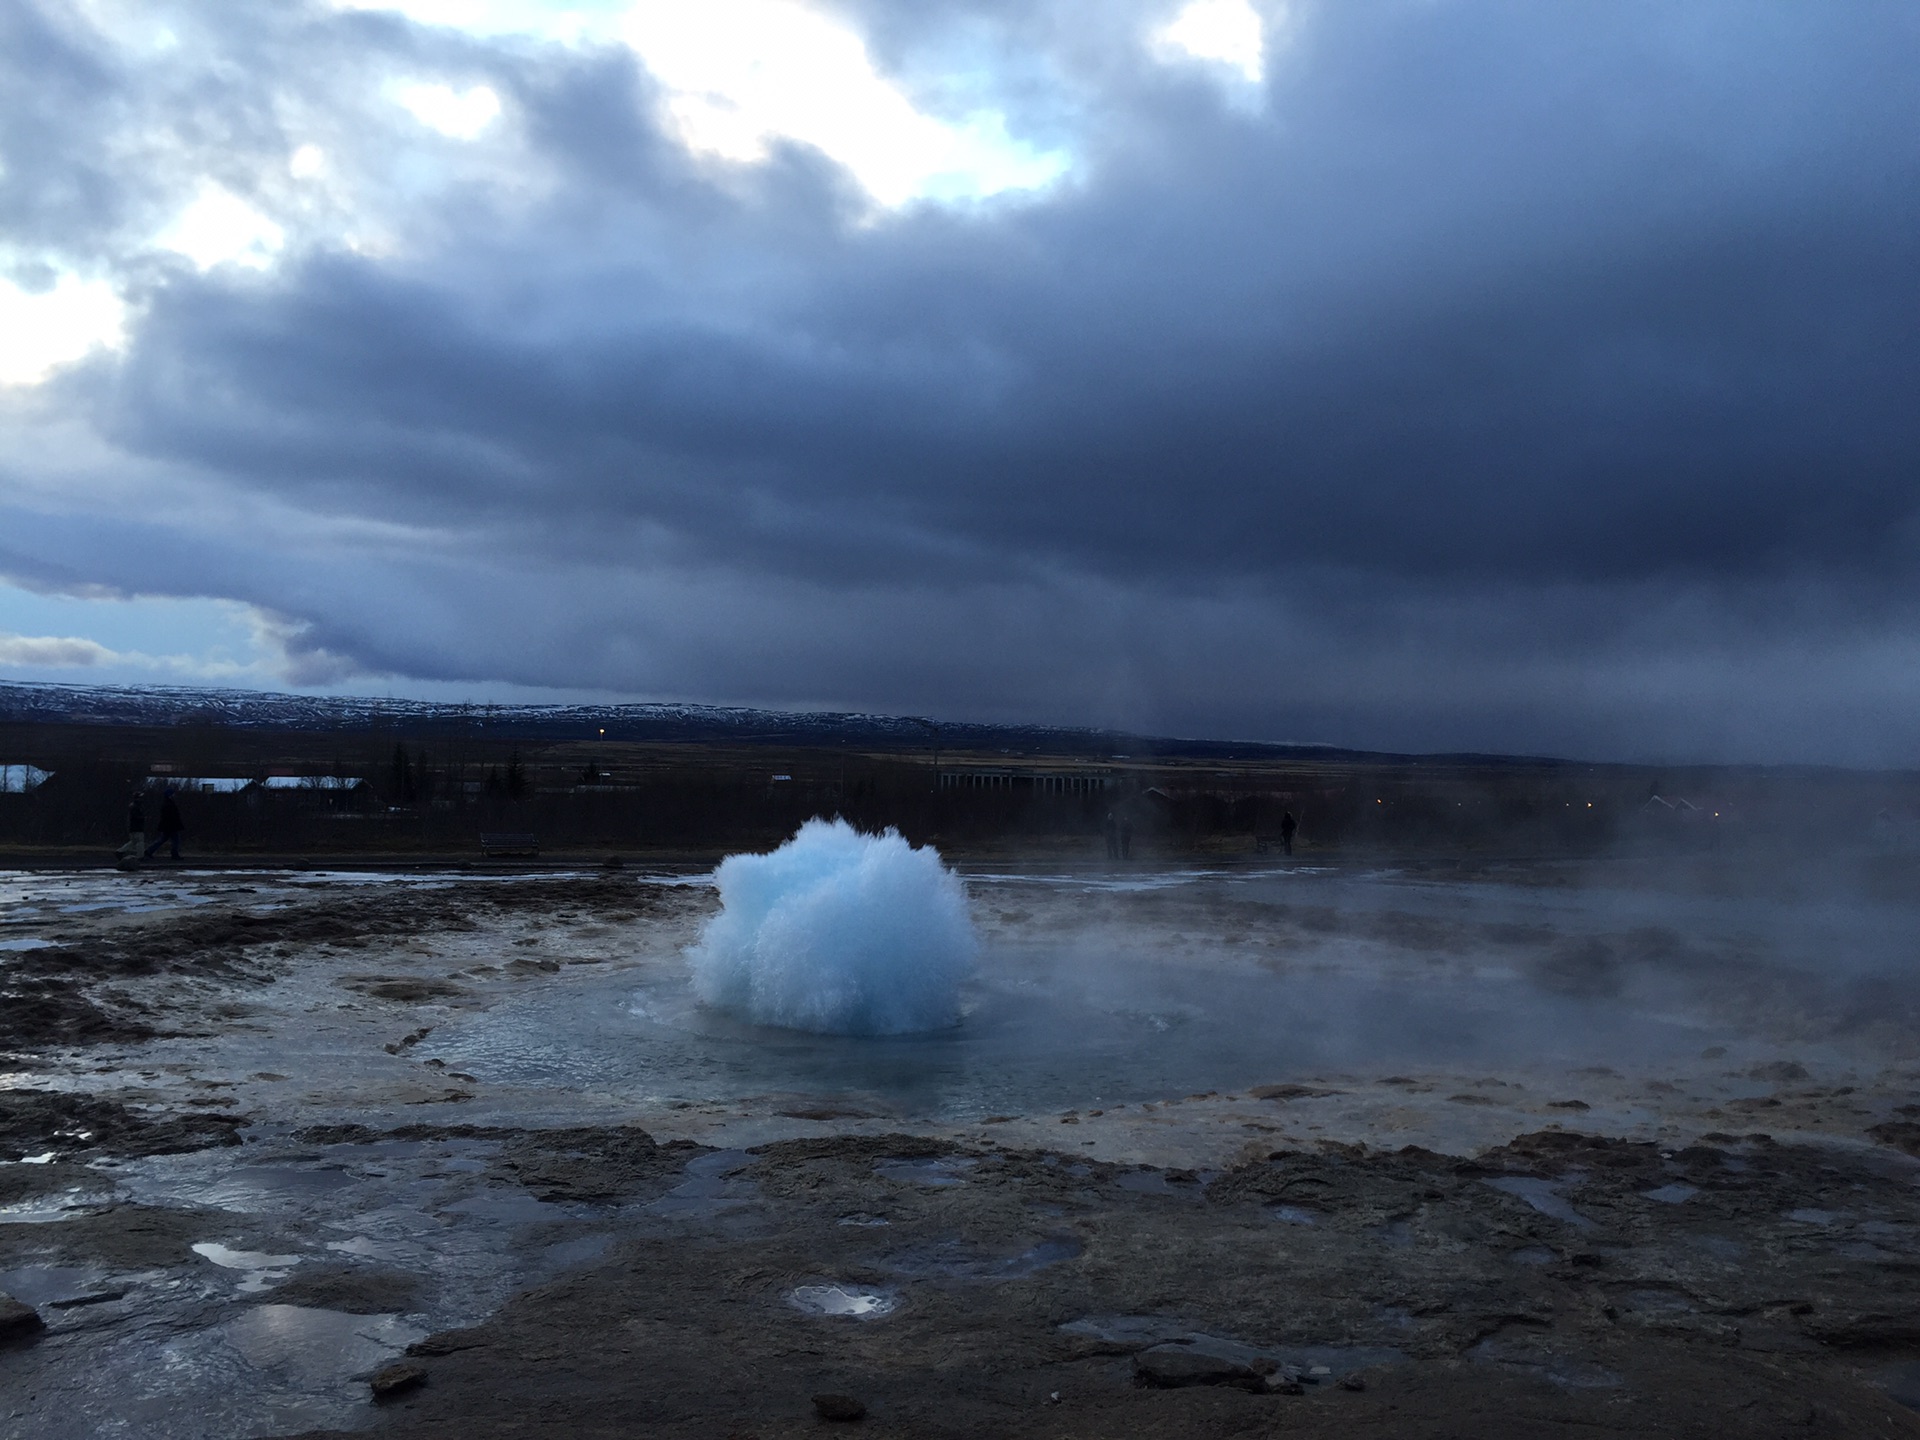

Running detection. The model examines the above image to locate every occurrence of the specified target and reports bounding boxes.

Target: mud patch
[0,1090,244,1162]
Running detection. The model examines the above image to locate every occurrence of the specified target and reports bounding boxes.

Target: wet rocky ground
[1,863,1918,1437]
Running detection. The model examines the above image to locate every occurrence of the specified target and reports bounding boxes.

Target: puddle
[1508,1245,1556,1266]
[169,1167,360,1215]
[1619,1288,1696,1318]
[1484,1176,1595,1229]
[1690,1235,1747,1261]
[0,1264,116,1308]
[883,1234,1083,1280]
[221,1304,423,1384]
[1787,1207,1841,1226]
[0,937,54,952]
[647,1150,759,1216]
[1114,1169,1201,1198]
[837,1213,890,1227]
[1642,1183,1698,1204]
[1472,1334,1621,1389]
[874,1157,976,1187]
[8,1303,427,1439]
[536,1234,614,1273]
[1060,1314,1191,1346]
[1876,1359,1920,1413]
[788,1283,896,1317]
[0,1189,117,1224]
[440,1190,575,1224]
[1370,1218,1414,1249]
[1266,1204,1320,1226]
[192,1242,302,1294]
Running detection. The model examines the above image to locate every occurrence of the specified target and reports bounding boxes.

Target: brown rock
[812,1393,867,1422]
[1868,1121,1920,1158]
[1132,1342,1268,1391]
[1248,1083,1341,1101]
[370,1361,429,1401]
[0,1295,44,1344]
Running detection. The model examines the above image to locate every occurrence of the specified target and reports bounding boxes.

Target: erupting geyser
[688,818,978,1035]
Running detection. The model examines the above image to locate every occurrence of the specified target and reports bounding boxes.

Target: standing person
[1119,814,1134,861]
[118,792,147,864]
[144,787,184,862]
[1102,810,1120,861]
[1279,810,1297,856]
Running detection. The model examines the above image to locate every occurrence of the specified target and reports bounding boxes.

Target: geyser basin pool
[424,859,1920,1125]
[688,819,977,1035]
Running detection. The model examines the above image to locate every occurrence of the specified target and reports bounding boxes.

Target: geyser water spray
[688,818,979,1035]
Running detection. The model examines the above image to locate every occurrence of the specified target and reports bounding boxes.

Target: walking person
[144,787,184,862]
[117,791,147,865]
[1279,809,1297,857]
[1119,814,1134,861]
[1102,810,1120,861]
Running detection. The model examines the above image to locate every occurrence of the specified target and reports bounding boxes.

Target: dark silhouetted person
[1120,815,1134,860]
[118,794,147,864]
[145,788,183,862]
[1102,811,1120,860]
[1279,810,1297,856]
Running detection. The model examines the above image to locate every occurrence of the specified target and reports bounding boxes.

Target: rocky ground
[0,866,1917,1437]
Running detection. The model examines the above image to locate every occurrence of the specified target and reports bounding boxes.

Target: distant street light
[911,717,940,792]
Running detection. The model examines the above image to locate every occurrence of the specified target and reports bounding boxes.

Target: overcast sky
[2,0,1917,763]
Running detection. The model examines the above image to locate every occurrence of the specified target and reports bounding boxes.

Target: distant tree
[484,765,503,798]
[505,749,527,800]
[388,742,415,803]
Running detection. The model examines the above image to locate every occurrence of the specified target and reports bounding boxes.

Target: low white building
[168,777,254,795]
[0,764,52,794]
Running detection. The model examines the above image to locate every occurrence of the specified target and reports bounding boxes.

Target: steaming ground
[2,854,1920,1437]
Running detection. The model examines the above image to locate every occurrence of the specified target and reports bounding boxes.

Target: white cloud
[157,184,287,271]
[328,0,627,45]
[396,81,504,139]
[329,0,1064,206]
[289,144,327,179]
[0,632,117,667]
[622,0,1066,207]
[0,272,128,387]
[1154,0,1267,84]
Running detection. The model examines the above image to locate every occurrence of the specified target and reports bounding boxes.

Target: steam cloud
[688,819,978,1035]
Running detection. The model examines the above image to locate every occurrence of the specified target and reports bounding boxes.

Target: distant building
[0,764,52,794]
[258,775,370,792]
[938,770,1110,794]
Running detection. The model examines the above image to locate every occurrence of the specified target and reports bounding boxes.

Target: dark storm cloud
[3,0,1919,760]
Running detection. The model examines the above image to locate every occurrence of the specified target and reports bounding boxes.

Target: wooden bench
[479,831,540,858]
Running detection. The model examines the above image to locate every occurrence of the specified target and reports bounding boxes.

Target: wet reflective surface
[0,1135,721,1439]
[4,857,1918,1436]
[418,861,1920,1123]
[788,1283,897,1317]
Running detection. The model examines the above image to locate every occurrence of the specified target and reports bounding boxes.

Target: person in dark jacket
[1279,810,1297,856]
[144,788,184,861]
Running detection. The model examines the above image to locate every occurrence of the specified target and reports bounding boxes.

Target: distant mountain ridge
[0,679,1258,757]
[0,679,1565,767]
